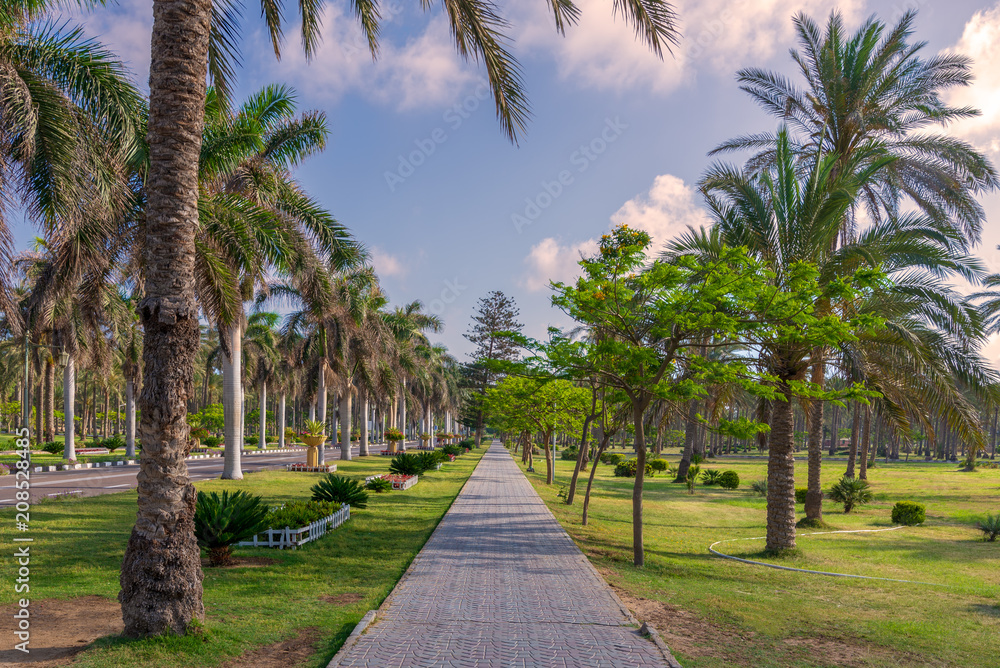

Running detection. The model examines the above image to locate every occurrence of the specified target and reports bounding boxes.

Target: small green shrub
[416,451,440,472]
[685,464,701,494]
[310,475,369,508]
[390,453,424,476]
[267,501,341,530]
[691,453,704,466]
[751,479,768,497]
[649,458,668,472]
[103,435,126,452]
[600,452,624,466]
[614,458,653,477]
[365,477,393,493]
[203,435,223,448]
[978,513,1000,542]
[560,446,579,461]
[458,438,476,448]
[718,471,740,489]
[795,487,808,504]
[42,441,62,455]
[828,477,874,513]
[194,490,271,566]
[441,444,462,457]
[891,501,926,526]
[700,469,722,485]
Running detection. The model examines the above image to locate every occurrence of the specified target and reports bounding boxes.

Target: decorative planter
[365,473,418,490]
[386,440,403,453]
[238,504,350,550]
[286,462,336,473]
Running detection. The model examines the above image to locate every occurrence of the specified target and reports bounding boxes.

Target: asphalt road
[1,441,412,508]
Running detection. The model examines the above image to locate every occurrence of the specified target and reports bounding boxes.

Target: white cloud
[520,237,599,292]
[371,246,406,277]
[520,174,707,291]
[271,7,478,110]
[72,2,152,89]
[510,0,864,93]
[944,3,1000,156]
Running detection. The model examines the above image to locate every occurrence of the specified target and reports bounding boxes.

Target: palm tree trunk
[766,380,797,551]
[804,358,824,522]
[859,407,872,480]
[359,392,369,456]
[63,357,76,460]
[35,375,42,443]
[846,403,860,478]
[222,323,243,479]
[125,377,136,458]
[45,360,55,442]
[258,382,267,450]
[278,393,286,448]
[340,390,352,460]
[119,0,210,636]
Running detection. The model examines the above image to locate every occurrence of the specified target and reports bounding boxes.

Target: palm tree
[243,311,280,450]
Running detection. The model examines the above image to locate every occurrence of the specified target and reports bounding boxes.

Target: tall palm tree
[243,311,279,450]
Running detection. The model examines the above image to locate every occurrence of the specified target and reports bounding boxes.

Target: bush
[685,464,701,494]
[614,458,653,478]
[458,438,476,448]
[828,477,874,513]
[365,477,393,493]
[751,479,768,497]
[41,441,62,455]
[600,452,624,466]
[718,470,740,490]
[310,475,369,509]
[416,451,440,472]
[441,444,462,457]
[384,428,404,442]
[103,435,126,452]
[700,469,722,485]
[649,458,668,472]
[190,427,209,441]
[891,501,926,526]
[390,453,424,476]
[267,501,341,530]
[194,490,271,566]
[795,488,808,504]
[560,446,579,461]
[978,513,1000,542]
[691,453,704,466]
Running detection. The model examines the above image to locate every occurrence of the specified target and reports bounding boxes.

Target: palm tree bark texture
[119,0,210,637]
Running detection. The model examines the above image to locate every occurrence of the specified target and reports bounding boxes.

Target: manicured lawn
[520,450,1000,668]
[0,447,484,666]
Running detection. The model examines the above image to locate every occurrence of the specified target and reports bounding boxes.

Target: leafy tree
[464,291,523,446]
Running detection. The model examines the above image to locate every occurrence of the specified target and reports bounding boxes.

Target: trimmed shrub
[828,477,874,513]
[103,435,126,452]
[700,469,722,485]
[390,453,424,476]
[194,490,271,566]
[267,501,341,530]
[458,438,476,448]
[795,487,808,504]
[649,458,668,472]
[416,451,439,472]
[203,435,223,448]
[891,501,926,526]
[310,475,369,508]
[718,471,740,490]
[978,513,1000,542]
[600,452,624,466]
[560,446,579,461]
[366,477,393,493]
[751,479,768,497]
[41,441,63,455]
[441,444,462,457]
[614,458,653,477]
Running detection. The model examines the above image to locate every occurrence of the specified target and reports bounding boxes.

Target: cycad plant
[827,477,874,513]
[193,491,271,566]
[978,514,1000,542]
[310,474,368,509]
[389,453,424,476]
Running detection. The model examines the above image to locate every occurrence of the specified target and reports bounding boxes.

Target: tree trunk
[859,407,871,480]
[846,403,860,478]
[756,397,771,452]
[541,428,554,484]
[340,390,352,460]
[566,408,595,505]
[675,399,698,482]
[359,392,369,456]
[258,382,267,450]
[35,374,42,443]
[278,393,286,449]
[45,359,55,442]
[804,359,824,523]
[221,323,243,479]
[766,381,797,551]
[631,401,648,567]
[582,434,611,526]
[63,357,76,460]
[126,377,136,458]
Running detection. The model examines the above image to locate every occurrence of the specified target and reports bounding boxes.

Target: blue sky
[21,0,1000,363]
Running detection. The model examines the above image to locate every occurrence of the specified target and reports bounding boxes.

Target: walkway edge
[327,610,377,668]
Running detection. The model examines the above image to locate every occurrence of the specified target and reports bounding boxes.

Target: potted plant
[190,427,209,448]
[385,427,404,453]
[301,420,327,466]
[420,432,432,449]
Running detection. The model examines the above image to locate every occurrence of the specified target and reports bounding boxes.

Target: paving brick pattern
[331,442,675,667]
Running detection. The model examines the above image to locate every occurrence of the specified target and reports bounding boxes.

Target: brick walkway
[330,442,678,668]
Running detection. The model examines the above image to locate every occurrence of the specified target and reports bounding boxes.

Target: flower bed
[76,447,109,455]
[365,473,418,490]
[238,503,350,550]
[286,463,337,473]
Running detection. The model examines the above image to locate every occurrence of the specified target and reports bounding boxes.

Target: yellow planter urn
[301,434,326,466]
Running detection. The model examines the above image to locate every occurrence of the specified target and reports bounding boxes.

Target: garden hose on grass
[708,526,950,586]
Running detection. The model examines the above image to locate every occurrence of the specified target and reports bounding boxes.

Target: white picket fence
[238,504,350,550]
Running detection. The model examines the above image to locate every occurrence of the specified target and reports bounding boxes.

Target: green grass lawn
[0,447,484,666]
[520,451,1000,668]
